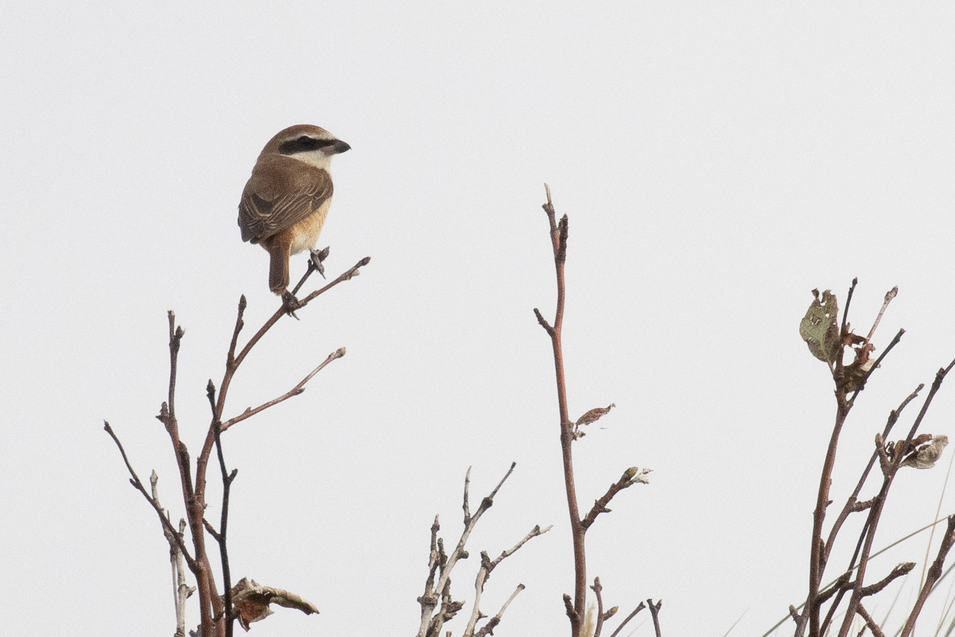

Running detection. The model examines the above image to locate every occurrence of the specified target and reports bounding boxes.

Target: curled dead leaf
[901,435,949,469]
[232,577,319,631]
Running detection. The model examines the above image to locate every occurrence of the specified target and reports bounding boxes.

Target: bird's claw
[281,291,302,319]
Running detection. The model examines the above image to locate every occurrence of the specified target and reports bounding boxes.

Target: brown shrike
[238,124,350,295]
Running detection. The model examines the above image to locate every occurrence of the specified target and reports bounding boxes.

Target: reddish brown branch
[537,184,587,637]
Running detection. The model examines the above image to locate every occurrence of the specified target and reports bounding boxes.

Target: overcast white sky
[3,2,955,636]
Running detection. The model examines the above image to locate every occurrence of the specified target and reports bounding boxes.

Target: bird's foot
[281,291,302,319]
[309,246,329,279]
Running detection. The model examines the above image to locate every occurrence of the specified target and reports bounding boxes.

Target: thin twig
[149,471,193,637]
[858,563,914,597]
[836,360,955,637]
[463,523,550,637]
[853,329,905,400]
[856,604,885,637]
[103,421,196,571]
[414,465,520,637]
[592,578,605,637]
[473,584,526,637]
[463,467,472,524]
[582,468,648,530]
[824,385,923,567]
[220,348,346,431]
[864,287,898,344]
[647,599,663,637]
[212,415,238,637]
[841,278,858,337]
[608,601,646,637]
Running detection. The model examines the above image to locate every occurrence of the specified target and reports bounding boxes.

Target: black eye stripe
[278,136,336,155]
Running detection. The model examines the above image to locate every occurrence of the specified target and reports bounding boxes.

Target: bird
[238,124,351,296]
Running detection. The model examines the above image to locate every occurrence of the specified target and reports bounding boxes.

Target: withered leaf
[800,289,840,363]
[232,577,319,631]
[576,403,616,427]
[901,435,949,469]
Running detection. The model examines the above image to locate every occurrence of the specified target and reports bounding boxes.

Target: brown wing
[238,154,334,243]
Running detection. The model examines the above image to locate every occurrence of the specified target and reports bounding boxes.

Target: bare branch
[864,286,898,344]
[149,471,194,637]
[900,515,955,637]
[533,307,555,336]
[226,295,247,367]
[538,185,587,637]
[488,524,551,571]
[608,601,646,637]
[855,604,885,637]
[647,599,663,637]
[592,578,605,637]
[858,562,914,596]
[415,465,523,637]
[473,584,526,637]
[220,348,345,432]
[463,467,472,524]
[840,278,857,337]
[103,421,197,571]
[824,385,923,564]
[581,467,651,530]
[854,328,905,395]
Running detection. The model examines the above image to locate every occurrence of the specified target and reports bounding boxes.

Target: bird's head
[260,124,351,170]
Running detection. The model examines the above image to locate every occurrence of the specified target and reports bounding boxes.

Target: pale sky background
[3,2,955,636]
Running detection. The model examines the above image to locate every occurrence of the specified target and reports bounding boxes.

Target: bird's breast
[288,197,333,254]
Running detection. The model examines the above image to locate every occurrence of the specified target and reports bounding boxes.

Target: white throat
[290,149,333,171]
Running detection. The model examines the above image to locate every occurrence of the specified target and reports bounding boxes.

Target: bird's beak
[332,140,351,154]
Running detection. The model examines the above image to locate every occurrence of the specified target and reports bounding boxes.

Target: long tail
[267,236,291,295]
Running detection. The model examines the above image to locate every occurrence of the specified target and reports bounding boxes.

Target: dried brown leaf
[576,403,616,427]
[231,577,319,631]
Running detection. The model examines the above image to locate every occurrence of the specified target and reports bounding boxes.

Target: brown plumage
[238,125,350,294]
